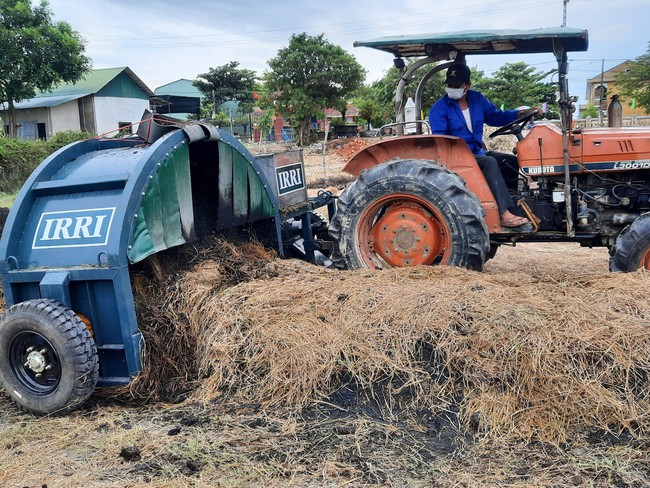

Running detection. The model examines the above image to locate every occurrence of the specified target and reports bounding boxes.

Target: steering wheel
[489,110,539,140]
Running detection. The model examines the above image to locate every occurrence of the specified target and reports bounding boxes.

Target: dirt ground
[1,243,649,488]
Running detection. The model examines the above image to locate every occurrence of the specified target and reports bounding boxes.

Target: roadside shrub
[0,131,90,193]
[0,137,50,193]
[48,130,91,148]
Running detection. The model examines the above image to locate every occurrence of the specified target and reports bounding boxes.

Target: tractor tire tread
[610,213,650,272]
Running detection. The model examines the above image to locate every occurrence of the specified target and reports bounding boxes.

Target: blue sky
[46,0,648,107]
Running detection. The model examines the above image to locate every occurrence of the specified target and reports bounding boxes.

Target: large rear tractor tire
[610,213,650,272]
[0,299,99,415]
[328,159,489,270]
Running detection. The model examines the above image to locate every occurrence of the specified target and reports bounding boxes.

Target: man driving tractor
[429,63,538,229]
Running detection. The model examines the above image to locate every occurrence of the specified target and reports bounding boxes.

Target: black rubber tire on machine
[308,211,329,240]
[610,213,650,272]
[282,211,329,240]
[328,159,490,270]
[0,299,99,415]
[487,242,500,261]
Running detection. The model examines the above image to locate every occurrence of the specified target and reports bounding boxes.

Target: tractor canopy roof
[353,27,588,58]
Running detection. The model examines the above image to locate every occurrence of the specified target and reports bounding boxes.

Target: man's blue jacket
[428,90,519,156]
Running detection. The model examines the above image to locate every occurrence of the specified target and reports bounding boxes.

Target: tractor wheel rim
[359,194,450,268]
[9,331,62,395]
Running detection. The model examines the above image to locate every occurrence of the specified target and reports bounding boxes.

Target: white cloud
[46,0,648,105]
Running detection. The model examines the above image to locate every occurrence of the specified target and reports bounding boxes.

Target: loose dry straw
[123,237,649,443]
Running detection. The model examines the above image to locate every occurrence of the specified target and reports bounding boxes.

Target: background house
[322,105,360,130]
[584,61,636,117]
[3,67,153,140]
[152,78,201,119]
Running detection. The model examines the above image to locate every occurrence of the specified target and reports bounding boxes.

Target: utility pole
[598,58,605,126]
[562,0,569,27]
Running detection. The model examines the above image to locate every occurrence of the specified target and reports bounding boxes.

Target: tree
[194,61,257,115]
[186,100,215,121]
[474,62,558,118]
[362,71,400,126]
[356,61,559,130]
[354,98,381,130]
[257,109,274,142]
[355,61,446,130]
[616,42,650,114]
[350,85,380,129]
[264,33,365,145]
[580,103,599,118]
[0,0,90,137]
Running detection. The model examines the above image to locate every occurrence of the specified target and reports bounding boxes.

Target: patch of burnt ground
[314,378,471,455]
[110,396,647,487]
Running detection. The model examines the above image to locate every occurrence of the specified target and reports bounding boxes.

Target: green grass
[0,192,17,208]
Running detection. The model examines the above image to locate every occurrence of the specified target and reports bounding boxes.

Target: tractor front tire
[328,159,489,270]
[0,299,99,415]
[610,213,650,272]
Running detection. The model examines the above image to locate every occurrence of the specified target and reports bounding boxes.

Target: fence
[220,126,296,144]
[523,115,650,130]
[574,115,650,128]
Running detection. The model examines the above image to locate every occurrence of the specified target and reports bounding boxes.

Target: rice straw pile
[119,235,279,402]
[126,238,649,443]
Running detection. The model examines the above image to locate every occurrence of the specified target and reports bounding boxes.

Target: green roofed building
[153,79,202,119]
[3,67,154,140]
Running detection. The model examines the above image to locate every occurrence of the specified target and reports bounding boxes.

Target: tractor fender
[343,135,501,232]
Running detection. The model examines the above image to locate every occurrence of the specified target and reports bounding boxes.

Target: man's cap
[445,64,471,85]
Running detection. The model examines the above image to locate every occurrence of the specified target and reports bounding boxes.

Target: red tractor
[328,28,650,272]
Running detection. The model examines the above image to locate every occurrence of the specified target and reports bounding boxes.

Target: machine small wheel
[0,299,99,415]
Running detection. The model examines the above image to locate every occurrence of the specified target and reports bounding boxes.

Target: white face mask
[446,87,466,100]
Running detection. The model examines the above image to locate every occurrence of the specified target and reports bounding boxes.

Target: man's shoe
[501,215,530,228]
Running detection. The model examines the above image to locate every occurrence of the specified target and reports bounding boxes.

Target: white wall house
[3,67,154,140]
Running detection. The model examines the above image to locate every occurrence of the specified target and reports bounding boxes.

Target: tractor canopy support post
[415,62,452,134]
[555,46,575,237]
[395,56,443,136]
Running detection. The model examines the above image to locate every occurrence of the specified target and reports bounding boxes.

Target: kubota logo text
[32,207,116,249]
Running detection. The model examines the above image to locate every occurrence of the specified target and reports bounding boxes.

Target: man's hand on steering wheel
[489,107,539,139]
[518,106,540,119]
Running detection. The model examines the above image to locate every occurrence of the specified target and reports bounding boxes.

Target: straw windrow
[122,237,649,443]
